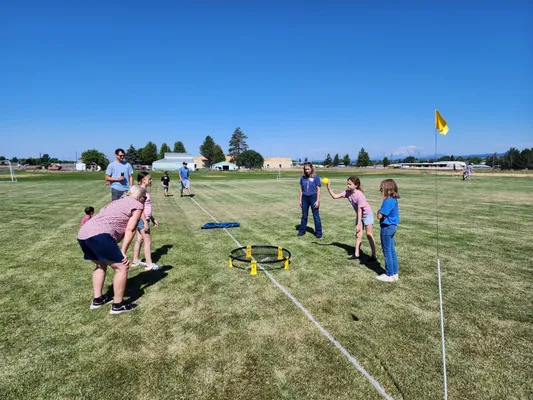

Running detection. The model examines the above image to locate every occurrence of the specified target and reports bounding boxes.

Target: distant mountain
[370,152,505,161]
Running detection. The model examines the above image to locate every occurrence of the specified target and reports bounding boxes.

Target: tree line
[3,144,531,171]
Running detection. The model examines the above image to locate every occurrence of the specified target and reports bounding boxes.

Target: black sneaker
[89,295,113,310]
[347,255,360,261]
[109,302,137,315]
[297,232,305,236]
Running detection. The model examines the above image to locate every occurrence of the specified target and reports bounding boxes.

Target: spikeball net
[229,245,291,275]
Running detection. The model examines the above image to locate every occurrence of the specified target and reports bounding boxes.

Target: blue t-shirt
[378,198,400,226]
[179,167,190,180]
[300,175,321,196]
[105,161,133,192]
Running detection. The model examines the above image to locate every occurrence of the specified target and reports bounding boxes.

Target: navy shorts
[78,233,124,264]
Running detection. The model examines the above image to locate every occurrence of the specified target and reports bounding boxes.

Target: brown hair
[303,162,315,178]
[380,179,400,199]
[347,176,363,192]
[137,171,150,183]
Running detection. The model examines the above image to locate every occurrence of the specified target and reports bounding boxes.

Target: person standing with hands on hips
[376,179,400,282]
[105,148,134,201]
[298,162,322,238]
[179,162,193,197]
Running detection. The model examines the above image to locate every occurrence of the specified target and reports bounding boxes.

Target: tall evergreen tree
[324,153,332,166]
[228,127,248,162]
[173,141,187,153]
[342,154,351,166]
[333,154,340,166]
[356,148,371,167]
[200,136,217,167]
[212,145,226,164]
[158,143,171,159]
[125,145,139,165]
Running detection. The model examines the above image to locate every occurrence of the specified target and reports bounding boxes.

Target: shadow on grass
[294,224,316,235]
[152,244,173,263]
[312,241,386,275]
[106,265,174,303]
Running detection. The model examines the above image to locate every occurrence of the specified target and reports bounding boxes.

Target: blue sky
[1,0,531,161]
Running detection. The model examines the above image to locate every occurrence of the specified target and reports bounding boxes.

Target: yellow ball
[322,178,329,184]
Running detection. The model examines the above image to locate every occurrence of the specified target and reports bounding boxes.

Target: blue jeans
[300,194,322,237]
[380,225,398,276]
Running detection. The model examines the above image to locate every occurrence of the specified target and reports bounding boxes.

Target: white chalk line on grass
[184,193,394,400]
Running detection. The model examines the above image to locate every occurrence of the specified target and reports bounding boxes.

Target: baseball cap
[183,162,187,165]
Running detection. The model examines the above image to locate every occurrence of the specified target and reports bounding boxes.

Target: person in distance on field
[326,176,377,261]
[161,171,170,197]
[178,162,193,197]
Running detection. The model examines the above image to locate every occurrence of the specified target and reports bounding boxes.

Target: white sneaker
[130,261,146,267]
[392,274,399,281]
[144,263,162,271]
[376,274,394,282]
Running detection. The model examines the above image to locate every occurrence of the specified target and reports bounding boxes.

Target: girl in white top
[326,176,377,261]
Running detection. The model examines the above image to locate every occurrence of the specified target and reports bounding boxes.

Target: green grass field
[1,170,532,399]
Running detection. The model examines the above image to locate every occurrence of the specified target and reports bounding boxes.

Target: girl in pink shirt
[326,176,377,261]
[131,172,161,271]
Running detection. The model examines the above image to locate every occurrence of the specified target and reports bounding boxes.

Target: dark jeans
[300,194,322,237]
[111,188,127,201]
[380,225,398,276]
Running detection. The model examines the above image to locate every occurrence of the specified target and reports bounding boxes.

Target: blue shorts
[78,233,124,263]
[356,212,374,226]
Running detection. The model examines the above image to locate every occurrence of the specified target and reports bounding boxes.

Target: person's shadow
[294,224,316,235]
[123,265,173,303]
[152,244,173,264]
[313,241,386,275]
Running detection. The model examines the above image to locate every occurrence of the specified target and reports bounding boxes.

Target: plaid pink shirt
[78,197,144,242]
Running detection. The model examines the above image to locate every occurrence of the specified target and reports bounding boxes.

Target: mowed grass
[0,170,532,400]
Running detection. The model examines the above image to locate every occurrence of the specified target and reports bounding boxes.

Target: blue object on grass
[201,222,240,229]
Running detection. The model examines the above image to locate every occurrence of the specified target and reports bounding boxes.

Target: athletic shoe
[144,263,162,271]
[89,295,113,310]
[376,274,394,282]
[297,232,305,236]
[109,302,137,314]
[392,274,399,281]
[130,261,146,267]
[347,255,360,260]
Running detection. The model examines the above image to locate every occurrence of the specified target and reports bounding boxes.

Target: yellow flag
[435,110,449,135]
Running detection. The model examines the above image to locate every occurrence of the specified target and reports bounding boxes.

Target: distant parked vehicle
[48,164,62,171]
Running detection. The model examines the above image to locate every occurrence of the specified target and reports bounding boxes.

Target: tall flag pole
[435,109,449,399]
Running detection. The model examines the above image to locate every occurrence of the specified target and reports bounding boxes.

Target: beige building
[194,155,293,169]
[263,157,293,169]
